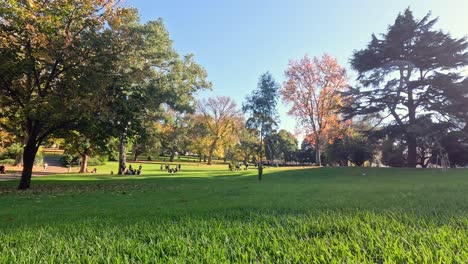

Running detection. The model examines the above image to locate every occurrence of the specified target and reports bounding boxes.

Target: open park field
[1,0,468,262]
[1,164,467,263]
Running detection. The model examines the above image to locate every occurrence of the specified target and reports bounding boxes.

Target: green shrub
[88,156,106,166]
[6,143,23,159]
[108,151,119,162]
[61,155,105,166]
[60,154,79,166]
[0,158,15,165]
[0,148,8,160]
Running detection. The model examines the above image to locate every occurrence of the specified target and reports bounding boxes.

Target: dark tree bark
[406,73,417,168]
[315,138,322,167]
[258,134,264,181]
[258,140,263,180]
[258,164,263,180]
[169,151,175,162]
[207,139,217,165]
[14,155,23,167]
[407,134,417,168]
[18,118,47,190]
[18,141,39,190]
[118,135,127,175]
[79,153,89,173]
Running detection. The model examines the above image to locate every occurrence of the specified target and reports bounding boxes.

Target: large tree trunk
[407,134,417,167]
[258,163,263,180]
[315,138,322,167]
[406,95,417,167]
[14,155,23,167]
[258,143,263,180]
[207,139,217,165]
[258,148,263,180]
[18,141,39,190]
[79,153,89,173]
[118,135,127,175]
[258,135,263,181]
[169,148,175,162]
[406,68,417,168]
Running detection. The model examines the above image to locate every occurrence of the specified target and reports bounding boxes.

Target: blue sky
[129,0,468,137]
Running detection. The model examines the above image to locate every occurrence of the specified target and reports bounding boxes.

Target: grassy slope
[0,164,467,263]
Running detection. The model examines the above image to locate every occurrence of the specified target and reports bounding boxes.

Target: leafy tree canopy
[344,8,468,167]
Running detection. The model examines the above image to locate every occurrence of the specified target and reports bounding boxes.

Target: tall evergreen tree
[344,8,468,167]
[242,72,279,180]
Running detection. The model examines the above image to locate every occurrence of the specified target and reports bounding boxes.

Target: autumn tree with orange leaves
[281,54,350,166]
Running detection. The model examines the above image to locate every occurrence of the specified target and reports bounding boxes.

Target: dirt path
[0,149,83,181]
[0,164,79,181]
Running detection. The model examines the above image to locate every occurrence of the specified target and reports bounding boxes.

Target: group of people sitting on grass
[0,164,6,174]
[161,163,181,173]
[228,162,249,171]
[124,164,142,175]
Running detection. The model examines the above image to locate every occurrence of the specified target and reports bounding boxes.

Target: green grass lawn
[0,164,467,263]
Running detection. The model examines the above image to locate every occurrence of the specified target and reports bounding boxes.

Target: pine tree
[345,8,468,167]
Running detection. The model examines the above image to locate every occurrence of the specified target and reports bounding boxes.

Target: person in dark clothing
[0,165,6,174]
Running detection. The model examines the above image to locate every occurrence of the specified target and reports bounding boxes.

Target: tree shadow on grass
[1,166,467,230]
[1,166,467,194]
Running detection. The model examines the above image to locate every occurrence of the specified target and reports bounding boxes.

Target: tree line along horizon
[0,1,467,189]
